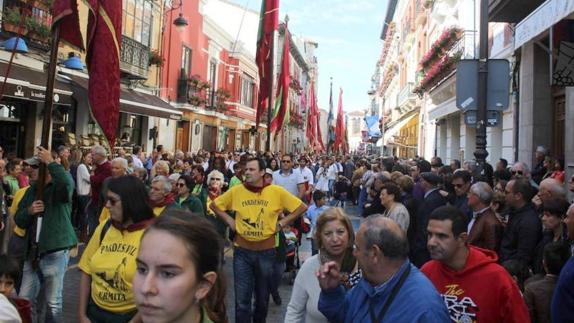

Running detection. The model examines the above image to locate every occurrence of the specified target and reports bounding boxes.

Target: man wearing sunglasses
[451,170,473,221]
[272,154,305,200]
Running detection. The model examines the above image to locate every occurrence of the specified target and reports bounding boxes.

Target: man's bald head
[361,216,408,260]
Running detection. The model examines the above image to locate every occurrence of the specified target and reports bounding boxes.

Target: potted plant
[214,88,231,112]
[25,17,40,40]
[35,23,51,40]
[2,7,25,35]
[148,49,164,67]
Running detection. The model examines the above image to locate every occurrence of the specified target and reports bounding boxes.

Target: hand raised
[316,260,341,290]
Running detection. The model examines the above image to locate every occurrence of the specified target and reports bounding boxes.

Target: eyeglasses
[176,183,186,187]
[281,160,291,163]
[210,178,222,181]
[511,170,523,175]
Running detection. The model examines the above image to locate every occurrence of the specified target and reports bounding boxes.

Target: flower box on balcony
[2,7,26,35]
[419,27,463,72]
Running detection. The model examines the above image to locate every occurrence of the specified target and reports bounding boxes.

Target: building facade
[0,0,182,157]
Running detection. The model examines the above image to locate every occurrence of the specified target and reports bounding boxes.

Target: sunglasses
[511,170,523,175]
[210,178,222,181]
[281,160,291,163]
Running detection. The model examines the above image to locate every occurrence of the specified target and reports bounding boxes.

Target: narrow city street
[62,205,363,322]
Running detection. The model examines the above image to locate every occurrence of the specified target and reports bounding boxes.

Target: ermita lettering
[241,199,269,208]
[100,243,138,256]
[98,291,127,302]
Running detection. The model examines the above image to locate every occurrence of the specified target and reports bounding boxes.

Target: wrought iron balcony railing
[120,35,150,79]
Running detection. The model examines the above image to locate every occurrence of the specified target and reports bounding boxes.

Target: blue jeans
[19,249,69,323]
[234,247,277,323]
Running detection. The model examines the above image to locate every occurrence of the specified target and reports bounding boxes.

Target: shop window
[119,113,144,146]
[52,105,76,149]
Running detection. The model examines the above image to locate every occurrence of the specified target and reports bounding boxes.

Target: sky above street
[229,0,388,113]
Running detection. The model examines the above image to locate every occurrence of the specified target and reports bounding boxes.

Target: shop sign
[515,0,574,50]
[6,83,70,105]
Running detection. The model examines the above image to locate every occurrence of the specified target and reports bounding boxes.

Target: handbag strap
[369,264,411,323]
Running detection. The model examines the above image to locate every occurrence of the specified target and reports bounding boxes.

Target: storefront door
[203,125,217,152]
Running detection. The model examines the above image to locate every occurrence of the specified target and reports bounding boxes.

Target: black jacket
[412,189,447,267]
[499,203,542,266]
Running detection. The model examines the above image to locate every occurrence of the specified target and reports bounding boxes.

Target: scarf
[208,186,221,200]
[243,182,270,193]
[150,192,176,208]
[111,217,155,232]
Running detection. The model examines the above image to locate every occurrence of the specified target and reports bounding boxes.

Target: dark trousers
[87,298,136,323]
[234,247,277,323]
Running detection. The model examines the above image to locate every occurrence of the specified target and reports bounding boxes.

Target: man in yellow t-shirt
[211,157,307,322]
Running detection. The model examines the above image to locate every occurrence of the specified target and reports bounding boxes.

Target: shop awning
[68,75,182,120]
[0,62,73,105]
[383,113,417,146]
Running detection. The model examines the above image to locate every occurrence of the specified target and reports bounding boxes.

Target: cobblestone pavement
[62,204,362,322]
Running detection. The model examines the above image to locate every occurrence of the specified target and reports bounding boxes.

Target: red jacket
[421,246,530,323]
[90,160,111,203]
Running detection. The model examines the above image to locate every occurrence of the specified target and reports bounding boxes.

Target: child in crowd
[283,223,298,255]
[305,190,329,255]
[0,254,31,323]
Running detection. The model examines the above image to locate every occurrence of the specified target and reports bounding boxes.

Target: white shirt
[76,164,91,196]
[285,255,328,323]
[299,167,314,186]
[273,168,304,197]
[468,206,490,233]
[0,294,21,323]
[327,164,338,180]
[132,154,143,168]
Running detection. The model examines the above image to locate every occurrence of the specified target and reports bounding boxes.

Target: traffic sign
[456,59,511,111]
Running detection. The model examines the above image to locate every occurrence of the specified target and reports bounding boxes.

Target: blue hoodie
[319,260,449,323]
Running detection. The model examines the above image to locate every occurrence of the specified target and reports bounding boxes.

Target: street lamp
[168,1,188,32]
[173,13,188,32]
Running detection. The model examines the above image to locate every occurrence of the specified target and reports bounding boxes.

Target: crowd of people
[0,142,573,323]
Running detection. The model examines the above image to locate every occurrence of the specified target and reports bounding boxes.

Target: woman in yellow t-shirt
[78,176,155,323]
[133,209,228,323]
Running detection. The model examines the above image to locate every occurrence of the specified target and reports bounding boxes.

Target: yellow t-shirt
[99,206,165,223]
[213,184,302,241]
[10,186,29,237]
[78,221,145,313]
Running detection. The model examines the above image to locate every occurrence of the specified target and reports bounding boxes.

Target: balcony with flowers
[2,1,53,49]
[288,110,304,129]
[413,27,465,96]
[378,22,396,70]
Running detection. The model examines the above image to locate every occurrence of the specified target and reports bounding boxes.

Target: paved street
[62,204,362,322]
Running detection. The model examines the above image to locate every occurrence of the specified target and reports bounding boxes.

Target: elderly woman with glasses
[175,175,204,216]
[206,170,227,237]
